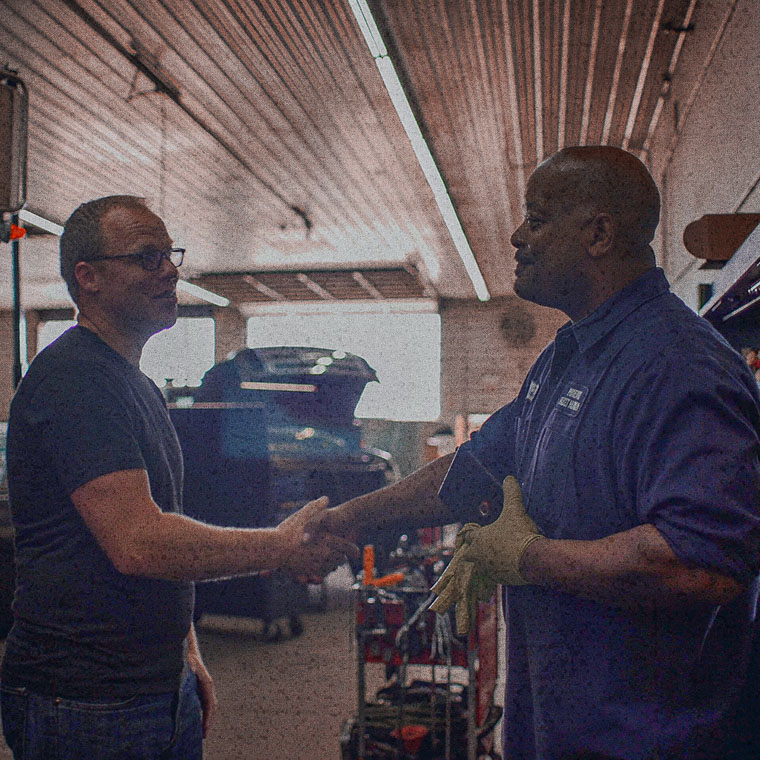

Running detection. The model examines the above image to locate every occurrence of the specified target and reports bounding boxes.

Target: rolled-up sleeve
[438,402,518,524]
[616,354,760,585]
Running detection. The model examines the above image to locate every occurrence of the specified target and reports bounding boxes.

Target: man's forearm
[519,522,742,610]
[115,512,288,580]
[325,453,457,540]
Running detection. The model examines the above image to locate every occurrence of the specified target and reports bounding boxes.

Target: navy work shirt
[440,268,760,759]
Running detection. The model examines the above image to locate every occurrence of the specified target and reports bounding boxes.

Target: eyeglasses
[86,248,185,271]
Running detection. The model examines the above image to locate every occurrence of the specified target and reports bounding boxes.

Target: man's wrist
[517,535,549,584]
[261,526,289,570]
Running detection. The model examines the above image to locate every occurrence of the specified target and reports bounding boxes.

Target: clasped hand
[430,476,544,634]
[276,496,359,577]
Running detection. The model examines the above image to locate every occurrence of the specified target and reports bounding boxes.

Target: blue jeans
[0,668,202,759]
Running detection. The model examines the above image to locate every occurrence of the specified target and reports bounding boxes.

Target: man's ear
[74,261,100,296]
[584,212,614,259]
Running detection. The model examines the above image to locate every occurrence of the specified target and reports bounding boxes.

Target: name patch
[556,383,588,417]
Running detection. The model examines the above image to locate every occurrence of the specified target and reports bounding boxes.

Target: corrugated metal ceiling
[0,0,714,308]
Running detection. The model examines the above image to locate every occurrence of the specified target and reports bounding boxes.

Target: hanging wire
[160,95,168,218]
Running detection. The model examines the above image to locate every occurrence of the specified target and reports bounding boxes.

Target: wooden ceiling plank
[621,0,666,151]
[316,4,460,256]
[44,0,293,215]
[113,0,377,235]
[557,0,571,149]
[404,6,497,217]
[205,2,444,273]
[306,271,367,299]
[0,32,215,212]
[499,0,527,197]
[214,4,382,238]
[640,0,698,159]
[0,5,164,160]
[544,0,563,158]
[249,1,402,229]
[315,4,465,276]
[562,0,590,147]
[290,0,444,249]
[480,1,520,225]
[579,0,604,144]
[531,0,544,163]
[467,0,517,234]
[600,0,634,144]
[249,0,435,257]
[131,0,339,214]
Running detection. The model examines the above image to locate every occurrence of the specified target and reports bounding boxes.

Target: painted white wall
[647,0,760,310]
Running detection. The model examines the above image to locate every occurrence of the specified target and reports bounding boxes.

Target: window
[246,302,441,421]
[37,319,77,354]
[37,317,216,389]
[141,318,215,388]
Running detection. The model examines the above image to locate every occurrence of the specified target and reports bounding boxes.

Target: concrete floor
[0,565,502,759]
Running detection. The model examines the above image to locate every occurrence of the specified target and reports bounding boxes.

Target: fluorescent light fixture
[240,381,317,393]
[348,0,490,301]
[18,209,64,235]
[721,293,760,322]
[176,279,229,307]
[348,0,387,57]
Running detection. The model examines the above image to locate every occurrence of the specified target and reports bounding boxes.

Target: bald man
[321,147,760,758]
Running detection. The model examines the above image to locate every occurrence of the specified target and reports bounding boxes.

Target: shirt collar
[558,267,670,355]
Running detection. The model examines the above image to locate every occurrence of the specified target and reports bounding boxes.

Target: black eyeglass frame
[85,247,185,271]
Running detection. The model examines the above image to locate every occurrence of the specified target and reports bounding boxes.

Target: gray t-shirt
[2,326,193,699]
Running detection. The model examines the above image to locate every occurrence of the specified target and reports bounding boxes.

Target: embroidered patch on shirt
[527,381,540,401]
[556,383,588,417]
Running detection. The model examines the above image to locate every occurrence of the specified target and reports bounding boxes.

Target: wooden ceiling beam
[296,273,335,300]
[352,271,383,300]
[243,274,285,301]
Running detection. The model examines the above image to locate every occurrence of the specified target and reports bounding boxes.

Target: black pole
[11,212,21,388]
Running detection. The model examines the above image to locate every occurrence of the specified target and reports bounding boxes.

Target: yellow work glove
[429,526,495,634]
[430,476,544,634]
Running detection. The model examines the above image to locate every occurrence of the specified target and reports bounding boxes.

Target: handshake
[430,476,544,634]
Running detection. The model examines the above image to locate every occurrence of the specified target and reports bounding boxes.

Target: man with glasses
[1,195,357,760]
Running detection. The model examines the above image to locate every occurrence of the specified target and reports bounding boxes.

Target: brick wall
[440,296,566,422]
[0,311,15,420]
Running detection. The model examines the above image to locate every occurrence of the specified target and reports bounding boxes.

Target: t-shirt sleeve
[438,402,519,524]
[616,354,760,585]
[27,362,147,496]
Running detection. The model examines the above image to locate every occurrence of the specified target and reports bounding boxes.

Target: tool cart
[341,545,502,760]
[168,346,400,638]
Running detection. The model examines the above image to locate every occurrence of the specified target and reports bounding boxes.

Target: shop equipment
[341,543,502,760]
[169,346,399,638]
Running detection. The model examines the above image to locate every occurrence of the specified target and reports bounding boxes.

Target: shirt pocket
[523,406,582,536]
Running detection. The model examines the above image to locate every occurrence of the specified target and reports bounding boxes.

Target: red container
[391,724,428,755]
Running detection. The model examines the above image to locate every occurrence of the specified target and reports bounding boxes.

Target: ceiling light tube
[721,293,760,322]
[347,0,387,57]
[18,209,64,235]
[348,0,490,302]
[176,279,230,307]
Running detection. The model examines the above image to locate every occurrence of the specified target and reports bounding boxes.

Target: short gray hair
[59,195,147,303]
